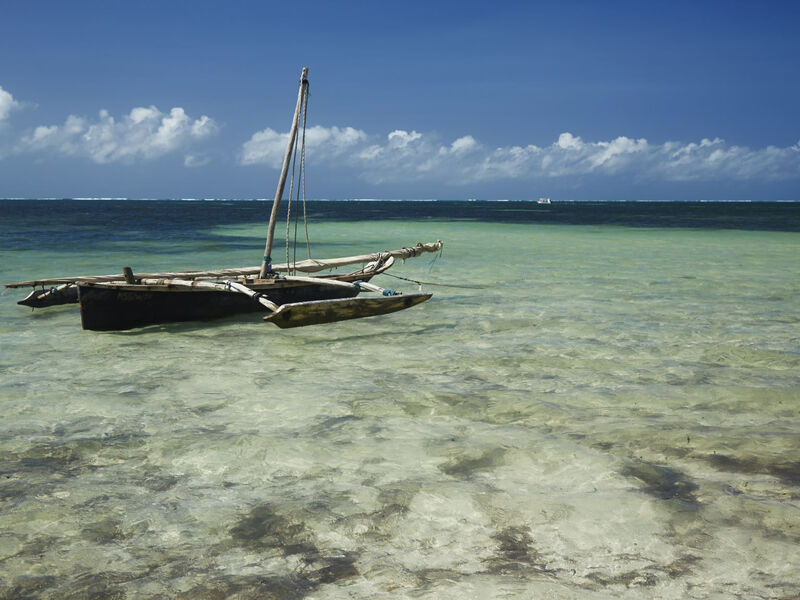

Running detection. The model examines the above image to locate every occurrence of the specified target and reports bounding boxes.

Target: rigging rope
[286,80,311,275]
[285,118,299,274]
[300,84,312,261]
[379,271,488,289]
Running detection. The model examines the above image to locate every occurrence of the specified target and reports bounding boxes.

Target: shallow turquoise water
[1,215,799,598]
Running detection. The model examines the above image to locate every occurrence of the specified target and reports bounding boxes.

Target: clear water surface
[0,200,798,598]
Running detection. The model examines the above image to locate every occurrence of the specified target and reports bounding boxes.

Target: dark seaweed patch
[77,493,112,508]
[439,448,506,478]
[0,575,58,600]
[587,569,658,588]
[414,568,469,586]
[310,415,361,438]
[3,434,148,479]
[18,444,82,469]
[355,503,411,542]
[376,483,419,509]
[657,554,701,578]
[55,572,131,600]
[0,445,82,479]
[0,435,152,506]
[174,555,359,599]
[141,472,178,492]
[230,503,316,555]
[84,432,148,452]
[495,526,534,563]
[705,454,760,474]
[20,535,60,559]
[305,555,359,585]
[586,554,701,590]
[226,502,360,594]
[372,502,409,520]
[485,525,554,575]
[702,454,800,487]
[0,445,86,503]
[82,518,131,544]
[770,462,800,487]
[330,484,418,542]
[142,475,178,492]
[0,477,29,501]
[621,462,699,506]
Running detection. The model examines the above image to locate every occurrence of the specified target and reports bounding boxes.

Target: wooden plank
[5,241,442,288]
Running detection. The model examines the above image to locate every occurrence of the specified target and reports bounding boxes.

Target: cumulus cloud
[448,135,478,154]
[240,125,367,167]
[0,85,21,122]
[240,124,800,185]
[184,153,211,168]
[18,105,218,164]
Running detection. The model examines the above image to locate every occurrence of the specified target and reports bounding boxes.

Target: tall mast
[260,67,309,278]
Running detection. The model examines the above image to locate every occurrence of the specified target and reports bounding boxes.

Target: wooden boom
[5,241,443,288]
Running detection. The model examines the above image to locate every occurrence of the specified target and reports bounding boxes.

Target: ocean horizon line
[1,197,799,203]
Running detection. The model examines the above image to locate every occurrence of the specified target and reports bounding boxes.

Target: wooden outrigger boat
[5,68,442,331]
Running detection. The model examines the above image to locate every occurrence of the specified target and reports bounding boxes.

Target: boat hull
[78,278,362,331]
[17,284,78,308]
[264,293,433,328]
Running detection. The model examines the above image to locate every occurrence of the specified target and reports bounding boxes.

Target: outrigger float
[5,68,443,331]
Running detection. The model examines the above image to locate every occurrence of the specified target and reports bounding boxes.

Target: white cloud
[184,153,211,168]
[239,127,287,167]
[387,129,422,148]
[0,85,21,122]
[240,124,367,167]
[448,135,478,154]
[557,132,581,150]
[18,105,218,164]
[474,133,800,182]
[357,129,441,180]
[242,125,799,185]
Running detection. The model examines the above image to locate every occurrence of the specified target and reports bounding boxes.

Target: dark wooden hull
[264,293,433,328]
[17,284,78,308]
[78,278,363,331]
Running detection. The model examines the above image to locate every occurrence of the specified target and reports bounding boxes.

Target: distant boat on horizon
[538,197,551,204]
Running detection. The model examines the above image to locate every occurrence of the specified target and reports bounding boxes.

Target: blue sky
[1,0,798,200]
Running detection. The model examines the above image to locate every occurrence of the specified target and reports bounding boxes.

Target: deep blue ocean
[2,200,800,252]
